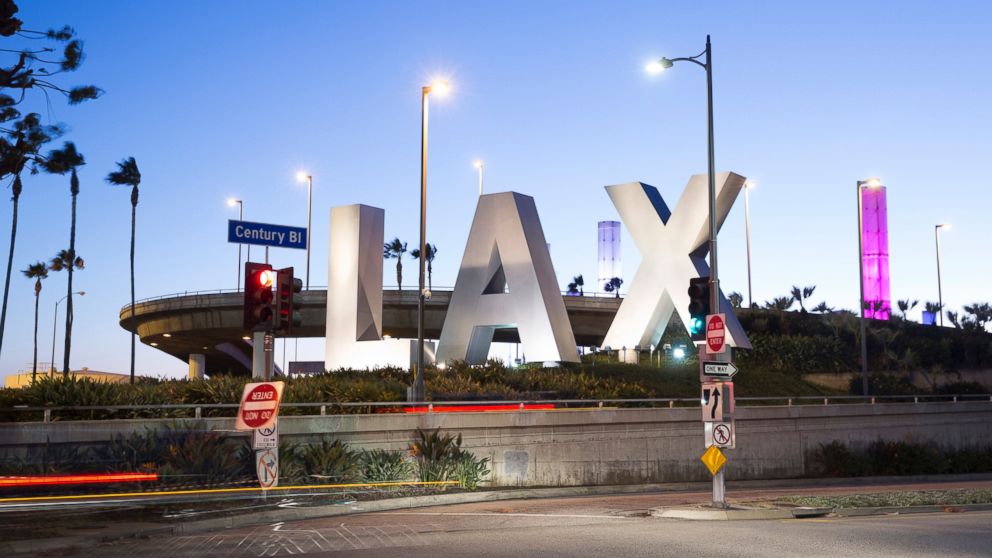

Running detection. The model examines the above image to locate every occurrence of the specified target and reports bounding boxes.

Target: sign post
[700,312,736,508]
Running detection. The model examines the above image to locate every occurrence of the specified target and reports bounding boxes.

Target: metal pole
[306,175,312,289]
[478,164,484,196]
[744,183,753,308]
[857,181,869,395]
[237,202,243,291]
[244,202,250,265]
[935,224,944,327]
[703,34,728,509]
[415,86,430,401]
[50,297,62,375]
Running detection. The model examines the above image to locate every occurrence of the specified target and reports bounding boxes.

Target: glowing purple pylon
[861,186,891,320]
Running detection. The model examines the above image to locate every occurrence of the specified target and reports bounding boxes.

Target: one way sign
[702,361,739,379]
[701,382,724,422]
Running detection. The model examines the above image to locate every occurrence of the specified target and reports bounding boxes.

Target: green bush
[360,449,414,482]
[294,439,360,484]
[410,427,489,490]
[807,440,992,477]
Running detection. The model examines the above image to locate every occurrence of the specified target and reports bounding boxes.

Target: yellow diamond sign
[700,445,727,476]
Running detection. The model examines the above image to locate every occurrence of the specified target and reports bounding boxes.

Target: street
[17,485,992,558]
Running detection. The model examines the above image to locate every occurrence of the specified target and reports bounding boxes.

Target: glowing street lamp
[296,172,314,289]
[415,78,450,401]
[228,198,247,290]
[473,160,484,195]
[51,291,84,375]
[743,181,755,308]
[935,223,950,327]
[856,177,884,396]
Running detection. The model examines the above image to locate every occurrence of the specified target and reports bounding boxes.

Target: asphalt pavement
[9,479,992,557]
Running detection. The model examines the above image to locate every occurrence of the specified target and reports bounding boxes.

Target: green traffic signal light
[689,316,705,335]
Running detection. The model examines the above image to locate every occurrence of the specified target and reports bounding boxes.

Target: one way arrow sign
[703,361,739,379]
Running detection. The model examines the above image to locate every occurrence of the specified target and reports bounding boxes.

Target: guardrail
[3,394,991,423]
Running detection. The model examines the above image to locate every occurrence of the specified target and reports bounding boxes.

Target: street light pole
[229,199,243,291]
[414,80,449,402]
[935,224,948,326]
[647,34,726,508]
[51,291,84,375]
[744,182,754,308]
[305,174,313,289]
[474,160,484,195]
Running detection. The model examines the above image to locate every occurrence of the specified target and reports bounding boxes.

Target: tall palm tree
[41,141,85,377]
[0,114,60,362]
[410,243,437,291]
[22,261,47,383]
[605,277,624,298]
[383,237,407,290]
[48,248,84,378]
[896,299,918,321]
[105,157,141,384]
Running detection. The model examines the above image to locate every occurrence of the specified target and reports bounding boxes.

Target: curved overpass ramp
[120,289,623,375]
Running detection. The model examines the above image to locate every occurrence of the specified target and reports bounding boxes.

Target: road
[15,483,992,557]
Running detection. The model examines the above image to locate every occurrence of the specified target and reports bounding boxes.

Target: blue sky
[2,1,989,378]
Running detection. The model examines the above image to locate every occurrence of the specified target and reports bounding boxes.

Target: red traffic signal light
[275,266,304,334]
[244,262,274,330]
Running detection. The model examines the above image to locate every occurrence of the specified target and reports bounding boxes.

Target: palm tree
[0,114,60,362]
[41,141,85,377]
[573,275,584,296]
[383,237,407,289]
[728,292,743,309]
[812,301,835,313]
[105,157,141,384]
[764,296,794,311]
[48,249,84,378]
[605,277,624,298]
[410,243,437,291]
[790,285,816,313]
[21,261,47,384]
[924,301,942,325]
[896,299,918,321]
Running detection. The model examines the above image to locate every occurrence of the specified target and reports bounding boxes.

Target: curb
[833,503,992,517]
[651,506,832,521]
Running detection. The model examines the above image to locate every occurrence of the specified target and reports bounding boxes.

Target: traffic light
[274,266,303,334]
[244,262,274,330]
[687,276,710,341]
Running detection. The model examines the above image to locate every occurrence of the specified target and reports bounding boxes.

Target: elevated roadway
[119,289,624,375]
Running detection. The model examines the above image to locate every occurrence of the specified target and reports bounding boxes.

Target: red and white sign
[705,313,726,354]
[235,381,284,431]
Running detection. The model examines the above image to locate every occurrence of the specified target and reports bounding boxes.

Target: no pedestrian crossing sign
[236,381,284,431]
[705,421,736,449]
[255,448,279,489]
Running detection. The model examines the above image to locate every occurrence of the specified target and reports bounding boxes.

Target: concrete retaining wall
[2,402,990,486]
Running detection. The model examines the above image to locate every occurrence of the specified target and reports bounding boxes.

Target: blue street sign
[228,220,307,250]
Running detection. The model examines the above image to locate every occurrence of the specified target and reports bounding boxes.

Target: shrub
[807,440,992,477]
[360,449,414,482]
[410,427,490,490]
[294,439,360,484]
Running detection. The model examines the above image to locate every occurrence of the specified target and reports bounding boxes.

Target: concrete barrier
[1,402,990,486]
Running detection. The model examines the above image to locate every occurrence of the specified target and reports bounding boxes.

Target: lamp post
[415,79,450,402]
[935,223,949,326]
[296,172,314,289]
[856,178,882,396]
[51,291,84,375]
[473,160,484,195]
[227,198,246,290]
[647,34,726,508]
[743,181,754,308]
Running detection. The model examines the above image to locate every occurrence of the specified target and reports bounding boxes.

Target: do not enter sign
[706,313,726,354]
[235,381,284,431]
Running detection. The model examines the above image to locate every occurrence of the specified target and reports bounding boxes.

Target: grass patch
[779,489,992,508]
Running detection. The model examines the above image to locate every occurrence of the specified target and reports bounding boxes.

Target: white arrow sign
[702,361,739,379]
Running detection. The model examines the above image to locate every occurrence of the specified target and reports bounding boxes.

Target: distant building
[598,221,621,290]
[861,186,891,320]
[4,367,140,388]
